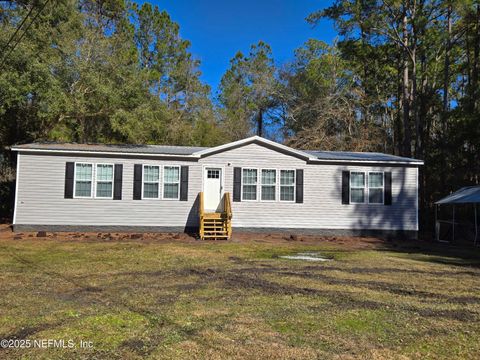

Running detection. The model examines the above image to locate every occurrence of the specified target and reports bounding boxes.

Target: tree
[218,41,279,138]
[281,39,383,151]
[0,0,223,149]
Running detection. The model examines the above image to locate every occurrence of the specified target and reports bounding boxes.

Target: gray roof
[435,186,480,204]
[303,150,422,163]
[12,141,423,164]
[12,142,207,155]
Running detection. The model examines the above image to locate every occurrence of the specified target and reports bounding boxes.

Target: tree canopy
[0,0,224,149]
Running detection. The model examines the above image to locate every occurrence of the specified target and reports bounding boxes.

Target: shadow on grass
[376,239,480,268]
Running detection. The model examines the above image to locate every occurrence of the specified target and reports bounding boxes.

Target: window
[368,172,384,204]
[143,165,160,198]
[350,172,366,203]
[280,170,295,201]
[242,168,257,200]
[95,164,113,198]
[261,169,276,201]
[207,169,220,179]
[163,166,180,199]
[74,163,93,198]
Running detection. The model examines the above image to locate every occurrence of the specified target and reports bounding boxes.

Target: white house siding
[199,143,418,231]
[14,142,419,231]
[14,153,201,228]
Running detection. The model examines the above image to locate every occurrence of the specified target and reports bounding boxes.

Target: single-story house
[11,136,423,239]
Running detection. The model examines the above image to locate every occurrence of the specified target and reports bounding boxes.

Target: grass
[0,235,480,359]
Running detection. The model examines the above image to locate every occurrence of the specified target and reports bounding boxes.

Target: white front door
[204,167,222,211]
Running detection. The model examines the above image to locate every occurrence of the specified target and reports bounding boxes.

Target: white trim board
[12,153,20,225]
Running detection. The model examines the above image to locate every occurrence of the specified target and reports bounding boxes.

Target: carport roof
[435,186,480,204]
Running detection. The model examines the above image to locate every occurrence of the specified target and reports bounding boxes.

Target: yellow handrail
[199,191,204,239]
[223,192,232,238]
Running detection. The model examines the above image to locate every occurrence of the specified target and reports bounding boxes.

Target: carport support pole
[452,205,455,243]
[475,204,478,246]
[435,205,438,241]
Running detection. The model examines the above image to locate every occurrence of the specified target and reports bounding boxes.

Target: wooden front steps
[202,215,229,240]
[199,192,232,240]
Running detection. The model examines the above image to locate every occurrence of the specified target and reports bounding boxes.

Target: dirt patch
[276,270,480,304]
[415,308,476,321]
[214,265,480,304]
[302,265,480,277]
[180,266,480,319]
[120,338,146,354]
[228,256,247,264]
[1,320,65,341]
[230,231,386,248]
[73,285,103,294]
[184,267,387,311]
[0,223,444,255]
[0,225,198,243]
[0,225,393,249]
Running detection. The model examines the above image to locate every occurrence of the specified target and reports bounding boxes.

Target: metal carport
[435,186,480,245]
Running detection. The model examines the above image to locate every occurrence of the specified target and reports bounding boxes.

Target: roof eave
[307,158,424,166]
[11,147,201,159]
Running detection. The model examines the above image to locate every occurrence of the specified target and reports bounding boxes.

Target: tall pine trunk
[402,5,412,157]
[439,2,452,198]
[442,2,452,121]
[256,109,263,137]
[472,5,480,112]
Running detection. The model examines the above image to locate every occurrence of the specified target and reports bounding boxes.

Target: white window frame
[141,164,161,200]
[94,163,114,199]
[260,168,277,202]
[162,165,181,200]
[73,162,93,199]
[350,171,366,204]
[368,171,384,204]
[279,169,296,202]
[241,167,259,202]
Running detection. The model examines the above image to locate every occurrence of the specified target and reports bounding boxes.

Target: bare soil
[0,223,387,249]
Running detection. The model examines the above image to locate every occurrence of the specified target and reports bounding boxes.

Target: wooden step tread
[203,213,223,219]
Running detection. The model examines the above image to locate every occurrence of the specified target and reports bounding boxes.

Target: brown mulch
[0,223,388,249]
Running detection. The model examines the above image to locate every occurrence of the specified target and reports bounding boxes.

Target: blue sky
[134,0,336,95]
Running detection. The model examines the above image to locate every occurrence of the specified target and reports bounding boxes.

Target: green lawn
[1,235,480,359]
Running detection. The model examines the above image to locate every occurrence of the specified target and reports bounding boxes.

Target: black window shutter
[113,164,123,200]
[180,166,189,201]
[342,171,350,204]
[64,162,74,199]
[296,169,304,203]
[233,167,241,202]
[384,172,392,205]
[133,164,142,200]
